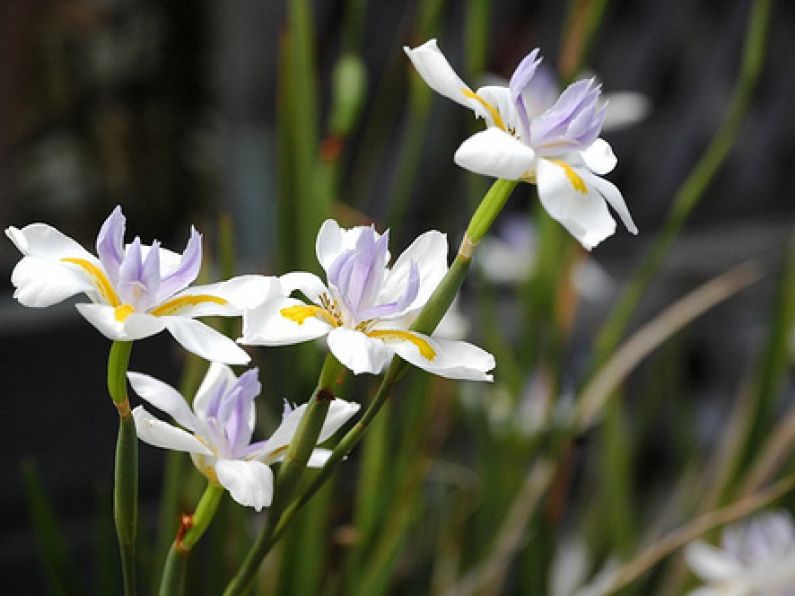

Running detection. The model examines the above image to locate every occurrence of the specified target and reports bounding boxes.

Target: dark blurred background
[1,0,793,593]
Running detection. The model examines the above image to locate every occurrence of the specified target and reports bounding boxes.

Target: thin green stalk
[159,483,225,596]
[223,354,344,596]
[108,340,137,596]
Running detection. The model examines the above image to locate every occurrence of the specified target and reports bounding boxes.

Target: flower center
[280,293,342,328]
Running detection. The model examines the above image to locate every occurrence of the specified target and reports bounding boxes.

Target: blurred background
[1,0,794,594]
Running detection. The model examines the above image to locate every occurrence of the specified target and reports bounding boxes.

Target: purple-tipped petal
[158,226,203,301]
[509,48,542,100]
[96,206,126,281]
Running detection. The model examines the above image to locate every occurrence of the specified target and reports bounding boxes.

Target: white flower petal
[475,85,520,130]
[127,372,198,432]
[240,297,332,346]
[254,398,359,462]
[214,459,274,511]
[587,172,639,235]
[76,303,167,340]
[601,91,651,131]
[580,138,617,175]
[163,316,250,365]
[315,219,368,273]
[132,406,212,455]
[307,448,332,468]
[167,275,284,317]
[10,256,95,307]
[6,223,97,262]
[403,39,485,116]
[327,327,391,375]
[279,271,330,304]
[388,333,495,381]
[193,362,237,422]
[454,128,536,180]
[536,159,616,250]
[381,230,448,315]
[685,541,742,582]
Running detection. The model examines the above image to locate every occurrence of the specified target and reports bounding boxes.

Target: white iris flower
[404,39,638,250]
[240,219,495,381]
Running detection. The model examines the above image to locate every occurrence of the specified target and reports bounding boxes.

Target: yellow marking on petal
[150,294,228,317]
[551,160,588,193]
[461,88,508,132]
[280,304,338,327]
[60,257,121,306]
[367,329,436,361]
[114,304,135,322]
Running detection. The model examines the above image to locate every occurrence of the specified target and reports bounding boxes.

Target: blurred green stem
[108,340,137,596]
[223,354,344,595]
[159,483,224,596]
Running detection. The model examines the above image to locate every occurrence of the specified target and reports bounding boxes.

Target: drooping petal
[214,459,274,511]
[157,226,202,300]
[75,303,167,340]
[6,223,97,262]
[95,206,126,280]
[685,542,742,582]
[386,332,495,381]
[127,372,198,432]
[403,39,487,119]
[279,271,330,304]
[318,399,361,443]
[381,230,448,316]
[132,406,212,455]
[586,172,639,235]
[327,327,391,375]
[193,362,237,424]
[536,159,616,250]
[580,138,617,175]
[240,297,333,346]
[162,316,251,365]
[10,256,95,307]
[454,128,536,181]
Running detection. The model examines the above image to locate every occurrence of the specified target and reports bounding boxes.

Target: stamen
[60,258,121,306]
[280,304,339,327]
[150,294,228,317]
[114,304,135,322]
[461,88,508,132]
[367,329,436,360]
[551,160,588,193]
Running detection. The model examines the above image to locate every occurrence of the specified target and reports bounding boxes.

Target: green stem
[108,341,137,596]
[159,483,225,596]
[223,354,344,595]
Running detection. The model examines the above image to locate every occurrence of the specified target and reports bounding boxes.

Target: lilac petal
[509,48,541,100]
[117,237,144,300]
[328,250,354,297]
[222,369,261,456]
[359,230,390,309]
[345,228,377,311]
[96,205,126,281]
[140,241,161,305]
[158,226,202,301]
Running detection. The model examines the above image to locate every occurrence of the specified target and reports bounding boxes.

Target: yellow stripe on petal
[551,160,588,193]
[114,304,135,322]
[280,304,338,327]
[150,294,228,317]
[461,88,508,132]
[60,258,121,306]
[367,329,436,361]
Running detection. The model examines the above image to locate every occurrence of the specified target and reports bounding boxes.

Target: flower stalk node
[317,389,336,402]
[175,513,194,552]
[458,234,477,260]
